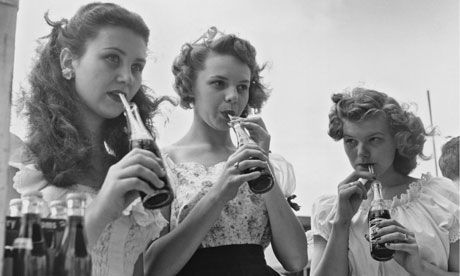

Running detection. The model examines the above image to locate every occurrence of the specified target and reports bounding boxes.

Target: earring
[62,68,74,80]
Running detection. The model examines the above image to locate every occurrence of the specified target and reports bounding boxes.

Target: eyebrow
[209,75,250,83]
[103,47,146,63]
[343,131,385,138]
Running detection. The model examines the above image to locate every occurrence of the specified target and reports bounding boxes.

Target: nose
[224,87,238,103]
[116,66,133,85]
[357,142,370,158]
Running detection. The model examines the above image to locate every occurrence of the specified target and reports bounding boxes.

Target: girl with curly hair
[145,28,308,275]
[11,3,169,275]
[310,88,459,275]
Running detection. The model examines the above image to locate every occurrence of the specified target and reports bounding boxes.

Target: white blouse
[311,174,459,276]
[11,161,168,276]
[165,153,296,248]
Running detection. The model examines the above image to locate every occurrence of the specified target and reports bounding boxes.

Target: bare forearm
[84,200,115,249]
[145,190,226,276]
[415,261,459,276]
[264,184,308,272]
[312,222,350,276]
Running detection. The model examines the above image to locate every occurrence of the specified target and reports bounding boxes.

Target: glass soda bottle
[368,180,394,261]
[120,94,174,209]
[6,198,22,245]
[53,193,91,276]
[12,191,48,276]
[229,118,274,194]
[4,198,22,276]
[43,200,67,275]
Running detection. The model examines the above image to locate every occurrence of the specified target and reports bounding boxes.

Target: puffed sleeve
[269,153,296,197]
[311,194,337,240]
[421,176,459,243]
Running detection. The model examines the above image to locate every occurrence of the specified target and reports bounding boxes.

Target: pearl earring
[62,68,74,80]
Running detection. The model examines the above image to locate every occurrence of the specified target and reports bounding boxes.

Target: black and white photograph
[1,0,458,275]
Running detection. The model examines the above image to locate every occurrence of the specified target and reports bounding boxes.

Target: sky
[9,0,459,266]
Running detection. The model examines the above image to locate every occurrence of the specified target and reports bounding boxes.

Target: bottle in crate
[53,193,91,275]
[12,191,48,276]
[42,200,67,275]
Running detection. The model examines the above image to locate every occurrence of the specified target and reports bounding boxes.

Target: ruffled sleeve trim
[311,194,337,240]
[122,198,168,228]
[269,153,296,197]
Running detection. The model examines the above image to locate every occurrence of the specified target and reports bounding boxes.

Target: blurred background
[9,0,459,270]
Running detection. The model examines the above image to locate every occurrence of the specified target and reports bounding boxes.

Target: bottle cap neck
[21,196,43,215]
[231,122,254,147]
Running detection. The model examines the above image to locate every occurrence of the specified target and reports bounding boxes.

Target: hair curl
[328,87,430,175]
[24,2,169,187]
[171,32,269,117]
[439,136,459,181]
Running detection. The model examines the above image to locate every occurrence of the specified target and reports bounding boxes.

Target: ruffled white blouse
[311,174,459,276]
[10,160,168,276]
[165,153,296,248]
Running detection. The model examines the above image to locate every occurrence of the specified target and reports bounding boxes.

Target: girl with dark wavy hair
[310,88,459,276]
[11,3,169,275]
[145,28,308,275]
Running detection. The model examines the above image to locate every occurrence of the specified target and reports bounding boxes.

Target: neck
[377,165,414,199]
[181,115,234,147]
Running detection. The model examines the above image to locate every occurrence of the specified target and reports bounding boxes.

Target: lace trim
[359,173,431,211]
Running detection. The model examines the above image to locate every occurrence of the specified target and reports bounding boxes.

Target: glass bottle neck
[232,122,254,147]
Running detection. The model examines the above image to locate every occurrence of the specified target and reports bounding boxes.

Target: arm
[377,221,459,275]
[85,148,165,247]
[418,240,460,275]
[144,145,266,276]
[310,173,373,276]
[310,222,351,276]
[263,179,307,272]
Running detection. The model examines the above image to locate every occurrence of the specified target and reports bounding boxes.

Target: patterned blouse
[165,153,296,248]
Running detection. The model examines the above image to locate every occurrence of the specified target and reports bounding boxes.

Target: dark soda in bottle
[12,191,48,276]
[53,193,91,276]
[368,180,394,261]
[4,198,22,276]
[119,93,174,209]
[43,200,67,275]
[5,198,22,246]
[229,117,274,194]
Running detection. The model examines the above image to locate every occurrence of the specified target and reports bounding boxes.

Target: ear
[59,47,74,71]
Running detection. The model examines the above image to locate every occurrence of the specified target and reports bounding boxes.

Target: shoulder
[420,173,458,204]
[311,194,337,239]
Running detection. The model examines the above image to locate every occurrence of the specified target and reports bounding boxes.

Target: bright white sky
[9,0,459,266]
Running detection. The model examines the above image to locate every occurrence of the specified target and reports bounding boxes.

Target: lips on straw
[117,93,131,111]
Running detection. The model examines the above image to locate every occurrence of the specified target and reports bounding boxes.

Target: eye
[369,137,382,144]
[131,63,144,73]
[210,80,225,89]
[344,138,357,148]
[105,54,119,64]
[237,84,249,93]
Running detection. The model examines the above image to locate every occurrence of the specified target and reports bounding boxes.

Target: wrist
[410,260,427,276]
[332,217,352,228]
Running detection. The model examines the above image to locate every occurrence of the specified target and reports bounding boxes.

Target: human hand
[213,143,269,202]
[91,148,166,222]
[238,116,271,154]
[375,219,423,275]
[335,171,374,224]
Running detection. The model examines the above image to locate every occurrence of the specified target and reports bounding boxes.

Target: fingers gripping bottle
[368,180,394,261]
[119,93,174,209]
[229,118,274,194]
